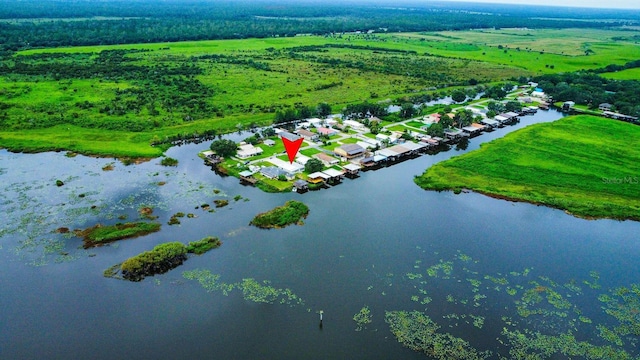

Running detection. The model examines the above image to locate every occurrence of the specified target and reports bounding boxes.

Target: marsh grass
[415,115,640,220]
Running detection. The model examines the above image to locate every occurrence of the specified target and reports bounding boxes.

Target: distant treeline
[535,73,640,117]
[0,0,638,51]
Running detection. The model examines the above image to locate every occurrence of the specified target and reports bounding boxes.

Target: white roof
[343,163,361,171]
[343,120,364,128]
[463,126,480,132]
[322,168,345,177]
[294,154,311,165]
[482,119,499,125]
[505,112,520,118]
[267,157,304,173]
[308,118,323,123]
[376,148,398,157]
[202,150,214,156]
[357,141,375,150]
[398,142,426,151]
[308,172,330,180]
[495,115,508,121]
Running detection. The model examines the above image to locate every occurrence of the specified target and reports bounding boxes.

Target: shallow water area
[2,109,640,359]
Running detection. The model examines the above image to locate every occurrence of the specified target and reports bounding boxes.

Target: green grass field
[414,115,640,220]
[601,68,640,80]
[2,28,639,157]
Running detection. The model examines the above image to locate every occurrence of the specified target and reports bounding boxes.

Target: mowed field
[415,115,640,220]
[1,28,639,157]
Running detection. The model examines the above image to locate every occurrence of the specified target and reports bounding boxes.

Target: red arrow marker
[281,136,303,164]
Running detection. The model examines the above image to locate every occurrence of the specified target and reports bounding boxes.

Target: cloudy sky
[440,0,640,9]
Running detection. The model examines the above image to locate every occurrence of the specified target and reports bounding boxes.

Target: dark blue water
[1,110,639,359]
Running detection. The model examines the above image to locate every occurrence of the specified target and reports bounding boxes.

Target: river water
[1,109,639,359]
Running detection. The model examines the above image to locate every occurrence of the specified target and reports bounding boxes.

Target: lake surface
[1,110,639,359]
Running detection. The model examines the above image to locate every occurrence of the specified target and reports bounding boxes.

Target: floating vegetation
[214,199,229,208]
[186,236,221,255]
[385,311,491,360]
[183,269,303,306]
[233,195,243,201]
[106,237,222,281]
[76,221,161,248]
[55,179,64,187]
[160,157,178,166]
[102,163,115,171]
[376,251,640,359]
[353,306,373,331]
[119,242,187,281]
[249,201,309,229]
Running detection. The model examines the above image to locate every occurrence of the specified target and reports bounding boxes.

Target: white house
[236,144,263,159]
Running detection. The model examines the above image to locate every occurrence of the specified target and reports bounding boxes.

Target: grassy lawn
[338,137,360,144]
[415,115,640,220]
[406,120,427,128]
[300,147,322,157]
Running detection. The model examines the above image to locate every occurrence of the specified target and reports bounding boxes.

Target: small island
[106,237,222,281]
[414,115,640,221]
[76,221,161,248]
[250,200,310,229]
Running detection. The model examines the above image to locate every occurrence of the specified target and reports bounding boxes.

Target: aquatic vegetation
[381,251,640,359]
[249,201,310,229]
[183,269,303,305]
[214,199,229,208]
[55,179,64,187]
[186,236,222,255]
[160,157,178,166]
[385,311,491,360]
[77,221,161,248]
[353,306,372,331]
[119,242,187,281]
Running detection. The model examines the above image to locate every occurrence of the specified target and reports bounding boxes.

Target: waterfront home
[267,157,304,174]
[293,180,309,192]
[343,163,361,177]
[296,129,319,141]
[481,118,499,128]
[236,143,264,159]
[505,112,520,119]
[599,103,612,111]
[307,172,330,184]
[603,111,639,123]
[443,128,464,140]
[360,155,387,168]
[239,170,258,185]
[314,153,339,166]
[322,168,345,184]
[356,141,376,150]
[562,101,575,111]
[260,166,294,180]
[334,143,366,159]
[462,126,481,136]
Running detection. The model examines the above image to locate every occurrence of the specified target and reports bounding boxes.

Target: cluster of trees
[249,200,309,229]
[304,158,323,173]
[535,73,640,117]
[342,102,388,120]
[210,139,237,158]
[120,242,188,281]
[274,103,331,124]
[2,0,636,51]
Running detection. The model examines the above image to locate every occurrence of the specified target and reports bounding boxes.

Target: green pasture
[601,67,640,80]
[2,28,639,157]
[415,115,640,220]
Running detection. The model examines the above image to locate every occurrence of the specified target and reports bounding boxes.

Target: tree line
[1,0,637,52]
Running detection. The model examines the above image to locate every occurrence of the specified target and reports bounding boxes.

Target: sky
[439,0,640,9]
